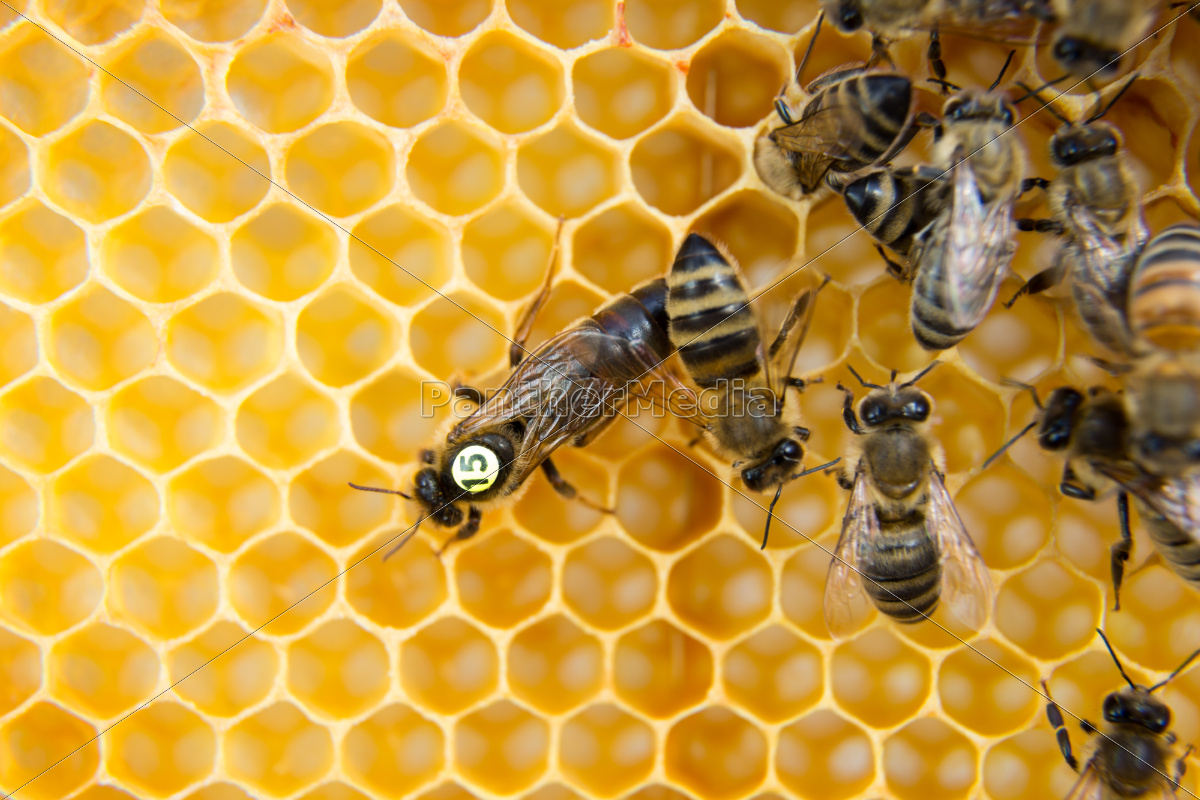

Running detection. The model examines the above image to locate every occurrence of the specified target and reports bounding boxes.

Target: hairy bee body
[822,0,1041,40]
[1128,224,1200,352]
[1048,0,1162,80]
[836,166,946,265]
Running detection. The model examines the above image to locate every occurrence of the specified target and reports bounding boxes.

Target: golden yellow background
[0,1,1198,799]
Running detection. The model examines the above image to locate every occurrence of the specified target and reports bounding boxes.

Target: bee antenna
[383,516,424,561]
[846,364,884,390]
[989,50,1017,92]
[900,360,940,388]
[999,377,1043,409]
[1151,644,1200,692]
[1014,81,1071,125]
[762,483,785,550]
[926,77,961,92]
[889,368,899,382]
[349,482,412,500]
[796,11,824,86]
[982,419,1039,470]
[1096,629,1138,690]
[1087,74,1137,124]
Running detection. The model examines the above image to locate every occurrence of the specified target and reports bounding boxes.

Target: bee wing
[824,474,880,639]
[944,157,1017,330]
[1066,198,1145,298]
[772,106,862,192]
[1095,461,1200,539]
[1063,759,1106,800]
[766,275,825,397]
[927,469,994,630]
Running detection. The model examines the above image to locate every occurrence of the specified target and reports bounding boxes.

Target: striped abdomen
[910,217,972,351]
[861,512,942,623]
[1138,501,1200,590]
[1129,224,1200,351]
[805,72,913,173]
[840,167,943,260]
[666,233,760,389]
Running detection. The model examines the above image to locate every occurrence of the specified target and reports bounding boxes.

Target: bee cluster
[385,2,1200,798]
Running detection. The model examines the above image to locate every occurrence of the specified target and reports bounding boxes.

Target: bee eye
[1103,695,1124,722]
[1100,133,1118,155]
[777,440,802,462]
[1054,37,1084,65]
[904,397,931,420]
[839,4,863,30]
[1185,441,1200,462]
[861,400,886,426]
[1000,105,1015,126]
[1140,434,1166,455]
[1152,708,1171,731]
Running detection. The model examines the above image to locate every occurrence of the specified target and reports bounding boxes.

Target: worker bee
[754,14,934,200]
[824,362,993,636]
[353,232,695,556]
[833,164,948,278]
[1046,0,1163,82]
[1127,224,1200,355]
[1002,78,1146,357]
[666,233,838,548]
[1043,629,1199,800]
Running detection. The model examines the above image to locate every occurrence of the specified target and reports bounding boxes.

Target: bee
[353,232,695,556]
[1047,0,1163,82]
[824,362,993,636]
[1127,224,1200,355]
[1002,78,1146,357]
[754,14,934,200]
[666,233,838,548]
[1043,629,1199,800]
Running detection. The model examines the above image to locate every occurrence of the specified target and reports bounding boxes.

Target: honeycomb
[0,1,1198,800]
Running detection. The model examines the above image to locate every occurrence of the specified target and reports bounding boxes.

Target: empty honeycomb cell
[227,32,334,134]
[48,622,158,719]
[582,404,673,461]
[0,540,100,635]
[288,619,389,718]
[508,614,603,714]
[938,638,1040,736]
[573,203,672,293]
[856,282,939,374]
[103,207,218,304]
[616,443,722,552]
[168,456,280,553]
[1055,494,1123,588]
[106,700,215,797]
[573,49,673,141]
[233,204,337,302]
[417,785,481,800]
[777,710,875,800]
[48,285,156,391]
[351,43,445,135]
[0,628,40,716]
[456,530,552,628]
[0,377,93,473]
[456,700,550,794]
[50,454,159,554]
[344,704,444,798]
[287,0,379,37]
[0,201,87,304]
[514,450,609,543]
[625,787,691,800]
[831,628,931,728]
[45,0,142,45]
[461,32,564,134]
[954,464,1052,570]
[884,718,978,800]
[229,532,337,636]
[286,121,394,217]
[614,619,712,718]
[161,0,266,42]
[226,702,333,796]
[297,285,395,387]
[110,537,218,639]
[236,374,340,470]
[664,707,767,800]
[560,704,655,797]
[410,292,508,377]
[0,26,89,136]
[804,194,889,286]
[1101,79,1186,194]
[667,534,771,640]
[958,283,1062,386]
[164,121,270,223]
[108,376,222,472]
[625,0,724,50]
[0,464,35,548]
[400,616,499,715]
[301,784,371,800]
[0,701,97,800]
[524,785,585,800]
[350,204,452,307]
[291,451,391,547]
[517,0,614,47]
[42,120,151,224]
[0,1,21,29]
[995,560,1102,660]
[562,536,657,631]
[693,190,798,287]
[736,0,817,33]
[398,0,491,37]
[1106,562,1200,671]
[462,202,554,301]
[350,368,443,463]
[345,532,447,628]
[182,785,254,800]
[916,365,1005,474]
[69,785,138,800]
[723,625,824,723]
[631,120,742,216]
[0,303,35,388]
[687,31,787,128]
[518,123,620,217]
[407,121,504,216]
[102,30,203,134]
[0,123,29,208]
[522,280,607,353]
[983,729,1073,800]
[168,620,278,717]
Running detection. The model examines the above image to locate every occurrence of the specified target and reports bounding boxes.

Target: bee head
[1051,123,1120,167]
[944,93,1015,127]
[1053,36,1122,78]
[825,0,863,31]
[741,438,806,493]
[859,385,932,428]
[1037,387,1085,451]
[412,467,464,528]
[1104,688,1171,733]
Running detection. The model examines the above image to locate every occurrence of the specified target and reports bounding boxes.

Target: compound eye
[1151,708,1171,732]
[904,396,930,420]
[777,439,802,463]
[839,4,864,30]
[1102,694,1123,722]
[944,99,965,119]
[1139,433,1166,456]
[1054,37,1083,65]
[1099,133,1118,155]
[1001,106,1015,126]
[861,399,886,426]
[451,444,501,493]
[1185,440,1200,462]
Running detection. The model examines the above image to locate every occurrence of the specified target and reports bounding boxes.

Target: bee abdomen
[862,525,942,623]
[1142,509,1200,588]
[911,247,972,351]
[667,234,761,388]
[841,168,939,258]
[1129,224,1200,351]
[811,74,912,170]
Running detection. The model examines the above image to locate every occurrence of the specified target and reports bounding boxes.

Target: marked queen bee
[824,362,993,636]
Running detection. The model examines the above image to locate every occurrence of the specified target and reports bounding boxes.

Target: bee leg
[784,376,819,394]
[867,33,895,69]
[1016,217,1064,234]
[875,246,909,282]
[1173,744,1194,791]
[1003,261,1065,309]
[1110,491,1133,611]
[1021,177,1052,194]
[542,457,612,513]
[509,222,564,368]
[1042,679,1081,772]
[1060,464,1096,501]
[836,383,864,435]
[435,506,483,557]
[927,26,947,87]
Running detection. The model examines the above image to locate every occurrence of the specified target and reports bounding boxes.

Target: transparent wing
[1096,462,1200,540]
[766,275,825,398]
[772,105,862,192]
[824,474,880,639]
[1063,760,1106,800]
[926,469,993,630]
[944,158,1017,330]
[1066,198,1146,298]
